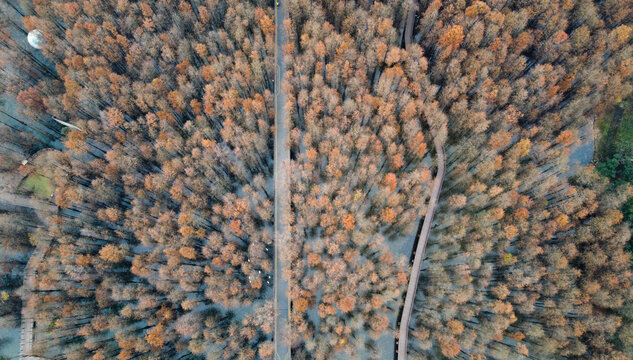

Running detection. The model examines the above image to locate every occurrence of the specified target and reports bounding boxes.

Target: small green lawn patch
[597,100,633,160]
[596,97,633,265]
[19,174,53,199]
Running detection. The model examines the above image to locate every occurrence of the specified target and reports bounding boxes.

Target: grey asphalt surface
[274,0,291,359]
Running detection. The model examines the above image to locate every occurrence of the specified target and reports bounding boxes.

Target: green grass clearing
[19,174,53,199]
[595,97,633,262]
[597,100,633,159]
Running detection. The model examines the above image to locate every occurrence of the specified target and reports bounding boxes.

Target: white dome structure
[27,29,44,49]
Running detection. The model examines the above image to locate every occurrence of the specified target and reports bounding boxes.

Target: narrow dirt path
[0,193,56,213]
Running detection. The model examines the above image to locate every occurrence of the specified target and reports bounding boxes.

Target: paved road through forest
[274,0,291,359]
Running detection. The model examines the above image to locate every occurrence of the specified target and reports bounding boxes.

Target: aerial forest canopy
[2,0,278,358]
[0,0,632,359]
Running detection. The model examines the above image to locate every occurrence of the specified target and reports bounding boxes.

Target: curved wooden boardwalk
[19,239,50,360]
[0,193,55,360]
[396,138,445,360]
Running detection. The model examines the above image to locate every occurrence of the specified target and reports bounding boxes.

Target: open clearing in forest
[19,175,53,199]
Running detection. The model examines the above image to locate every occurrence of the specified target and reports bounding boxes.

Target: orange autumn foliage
[371,294,383,309]
[440,339,461,358]
[145,323,165,348]
[342,213,355,231]
[98,245,125,263]
[439,25,464,49]
[555,130,574,145]
[179,247,197,260]
[381,207,397,223]
[337,296,356,313]
[447,320,464,335]
[383,172,397,192]
[295,297,309,312]
[504,225,519,239]
[307,253,321,267]
[514,207,530,221]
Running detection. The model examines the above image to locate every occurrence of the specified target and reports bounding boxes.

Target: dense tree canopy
[0,0,632,358]
[282,0,437,357]
[398,0,633,358]
[3,0,277,358]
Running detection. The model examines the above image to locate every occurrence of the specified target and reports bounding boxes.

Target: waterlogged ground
[0,326,19,359]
